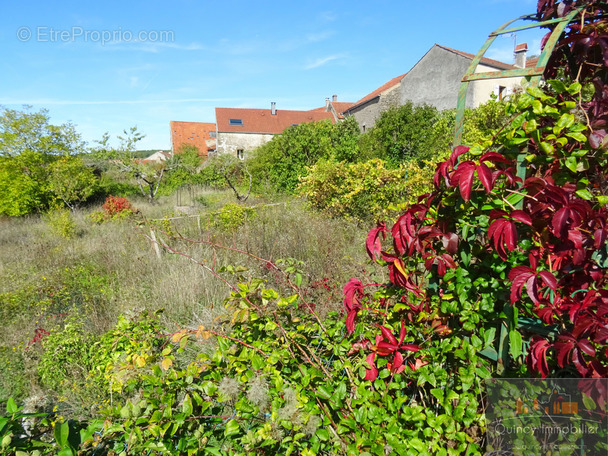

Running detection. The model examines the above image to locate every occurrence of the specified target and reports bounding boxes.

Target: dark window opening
[229,119,243,126]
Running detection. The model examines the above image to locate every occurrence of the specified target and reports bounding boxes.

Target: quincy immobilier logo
[484,378,608,455]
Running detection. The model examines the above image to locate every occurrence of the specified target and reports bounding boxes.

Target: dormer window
[229,119,243,126]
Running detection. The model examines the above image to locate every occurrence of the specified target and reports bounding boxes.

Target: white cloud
[304,55,341,70]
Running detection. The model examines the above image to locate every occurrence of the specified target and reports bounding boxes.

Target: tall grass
[0,189,373,405]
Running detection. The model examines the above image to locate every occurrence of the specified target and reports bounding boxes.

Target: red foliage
[102,195,134,217]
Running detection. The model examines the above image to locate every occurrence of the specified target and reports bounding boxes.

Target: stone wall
[348,85,401,133]
[216,132,275,158]
[401,46,523,111]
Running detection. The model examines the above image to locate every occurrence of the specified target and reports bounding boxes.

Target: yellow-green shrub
[299,158,443,222]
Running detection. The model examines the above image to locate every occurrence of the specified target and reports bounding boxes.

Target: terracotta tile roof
[215,107,334,134]
[436,44,516,71]
[170,121,216,155]
[526,56,540,68]
[331,101,356,114]
[515,43,528,52]
[310,101,356,117]
[347,73,407,111]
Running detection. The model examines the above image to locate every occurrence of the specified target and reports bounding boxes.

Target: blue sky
[1,0,544,150]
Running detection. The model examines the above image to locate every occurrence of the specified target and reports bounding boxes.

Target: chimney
[325,97,330,110]
[332,94,337,102]
[514,42,528,68]
[271,102,276,115]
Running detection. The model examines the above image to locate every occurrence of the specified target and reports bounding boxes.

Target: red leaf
[525,274,540,305]
[578,339,596,357]
[509,265,536,303]
[378,325,398,346]
[476,162,493,194]
[451,161,476,201]
[480,151,511,164]
[538,270,557,291]
[552,207,570,239]
[364,353,378,381]
[555,338,574,368]
[390,351,404,372]
[527,337,552,378]
[511,210,532,226]
[345,310,358,335]
[366,222,387,261]
[442,232,459,254]
[399,344,421,352]
[343,278,364,309]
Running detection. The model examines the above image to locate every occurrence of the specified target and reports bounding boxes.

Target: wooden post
[150,228,162,259]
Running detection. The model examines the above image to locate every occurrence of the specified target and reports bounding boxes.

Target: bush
[89,195,136,223]
[45,206,77,239]
[210,202,258,232]
[248,119,360,193]
[298,159,408,221]
[358,102,453,166]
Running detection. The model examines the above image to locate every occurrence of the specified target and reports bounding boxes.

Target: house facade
[170,121,216,157]
[400,44,523,110]
[215,103,334,158]
[343,73,406,133]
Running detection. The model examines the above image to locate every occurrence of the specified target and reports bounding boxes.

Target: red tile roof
[348,73,407,110]
[515,43,528,52]
[170,121,216,155]
[215,107,334,134]
[436,44,516,70]
[526,56,540,68]
[310,101,356,117]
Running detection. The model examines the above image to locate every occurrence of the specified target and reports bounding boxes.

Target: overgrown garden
[2,1,608,454]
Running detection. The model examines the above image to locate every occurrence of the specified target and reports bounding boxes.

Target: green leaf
[539,142,554,155]
[527,86,545,99]
[567,81,582,95]
[555,113,575,132]
[509,330,523,360]
[547,79,567,93]
[566,132,587,143]
[316,428,330,441]
[224,419,240,437]
[182,394,193,416]
[597,195,608,206]
[575,188,594,201]
[565,156,578,173]
[54,421,69,448]
[204,447,222,456]
[316,385,332,400]
[6,398,18,415]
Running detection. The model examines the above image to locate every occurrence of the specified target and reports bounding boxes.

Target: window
[209,131,217,138]
[229,119,243,126]
[237,149,244,160]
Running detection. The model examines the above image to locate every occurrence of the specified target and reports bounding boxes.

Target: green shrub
[210,202,258,232]
[38,315,91,393]
[299,158,409,221]
[45,206,77,239]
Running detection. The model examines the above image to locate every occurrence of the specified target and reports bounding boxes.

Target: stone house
[214,103,335,159]
[170,121,217,158]
[343,43,529,132]
[400,44,525,111]
[343,73,407,133]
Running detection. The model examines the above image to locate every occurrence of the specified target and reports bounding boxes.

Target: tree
[358,102,453,165]
[48,156,99,210]
[96,127,172,202]
[0,107,92,215]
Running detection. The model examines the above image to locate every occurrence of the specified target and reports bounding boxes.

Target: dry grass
[0,190,375,401]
